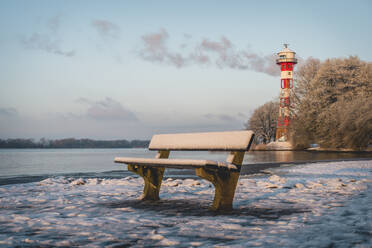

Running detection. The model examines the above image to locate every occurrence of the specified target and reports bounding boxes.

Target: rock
[295,183,304,189]
[182,179,201,186]
[71,178,85,185]
[167,182,179,187]
[159,238,180,246]
[266,183,279,188]
[306,182,323,189]
[150,234,164,240]
[269,175,287,184]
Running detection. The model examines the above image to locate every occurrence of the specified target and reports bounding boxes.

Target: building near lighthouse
[275,44,297,141]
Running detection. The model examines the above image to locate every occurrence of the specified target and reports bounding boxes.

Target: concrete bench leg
[195,151,244,211]
[128,165,165,200]
[195,168,240,211]
[128,150,170,201]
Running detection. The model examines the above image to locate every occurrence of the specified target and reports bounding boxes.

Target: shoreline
[249,149,372,153]
[241,157,372,175]
[251,141,372,152]
[1,157,372,186]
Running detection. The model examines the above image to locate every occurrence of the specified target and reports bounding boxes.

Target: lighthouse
[275,44,297,141]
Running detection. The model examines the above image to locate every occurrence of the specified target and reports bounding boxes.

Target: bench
[114,130,254,211]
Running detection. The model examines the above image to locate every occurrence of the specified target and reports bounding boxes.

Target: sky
[0,0,371,140]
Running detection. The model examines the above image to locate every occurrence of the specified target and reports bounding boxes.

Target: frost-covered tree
[291,56,372,149]
[245,101,279,144]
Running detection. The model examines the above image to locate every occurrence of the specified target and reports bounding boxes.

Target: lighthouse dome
[281,47,295,53]
[276,44,297,64]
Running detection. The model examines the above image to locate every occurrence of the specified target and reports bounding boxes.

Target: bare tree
[291,56,372,149]
[245,101,279,144]
[290,57,321,148]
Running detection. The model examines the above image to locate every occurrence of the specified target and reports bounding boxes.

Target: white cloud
[91,19,120,39]
[138,28,279,76]
[139,29,187,68]
[20,16,75,57]
[77,97,138,122]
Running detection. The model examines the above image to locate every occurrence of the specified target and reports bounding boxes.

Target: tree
[245,100,279,144]
[290,57,321,148]
[291,56,372,149]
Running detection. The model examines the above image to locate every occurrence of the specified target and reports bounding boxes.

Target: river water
[1,148,371,180]
[0,149,371,247]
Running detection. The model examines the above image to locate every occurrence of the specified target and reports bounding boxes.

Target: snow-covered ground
[0,160,371,247]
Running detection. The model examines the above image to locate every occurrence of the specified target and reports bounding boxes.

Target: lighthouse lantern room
[275,44,297,141]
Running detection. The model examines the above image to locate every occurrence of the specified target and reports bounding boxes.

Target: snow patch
[0,160,371,247]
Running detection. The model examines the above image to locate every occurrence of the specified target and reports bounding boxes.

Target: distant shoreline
[1,147,372,153]
[251,142,372,153]
[0,138,150,149]
[0,147,148,149]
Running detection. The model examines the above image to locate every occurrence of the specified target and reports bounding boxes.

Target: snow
[114,157,238,170]
[149,130,254,151]
[115,157,218,167]
[0,160,371,247]
[265,141,293,150]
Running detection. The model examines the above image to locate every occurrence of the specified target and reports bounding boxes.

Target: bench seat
[149,131,254,151]
[114,157,239,171]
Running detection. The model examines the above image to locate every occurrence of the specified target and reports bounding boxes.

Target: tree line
[0,138,150,149]
[246,56,372,150]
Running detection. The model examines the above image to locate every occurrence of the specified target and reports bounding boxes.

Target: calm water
[0,148,371,185]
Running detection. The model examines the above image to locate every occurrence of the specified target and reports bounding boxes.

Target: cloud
[47,15,61,33]
[138,29,280,76]
[198,36,245,70]
[76,97,138,122]
[139,29,187,68]
[203,113,240,122]
[21,33,75,57]
[20,16,76,57]
[0,107,18,117]
[91,19,120,39]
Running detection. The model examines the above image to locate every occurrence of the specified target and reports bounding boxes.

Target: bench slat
[114,157,238,171]
[148,130,254,151]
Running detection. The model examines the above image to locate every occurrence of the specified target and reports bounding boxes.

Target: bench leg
[195,168,240,211]
[128,165,165,200]
[127,150,169,201]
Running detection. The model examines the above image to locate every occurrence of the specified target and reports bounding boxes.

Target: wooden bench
[114,130,254,211]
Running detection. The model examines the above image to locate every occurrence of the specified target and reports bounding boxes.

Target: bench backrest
[149,130,254,151]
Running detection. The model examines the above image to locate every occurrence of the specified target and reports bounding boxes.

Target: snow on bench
[114,157,239,171]
[148,131,254,151]
[114,130,255,211]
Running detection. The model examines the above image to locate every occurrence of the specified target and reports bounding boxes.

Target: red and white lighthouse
[275,44,297,141]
